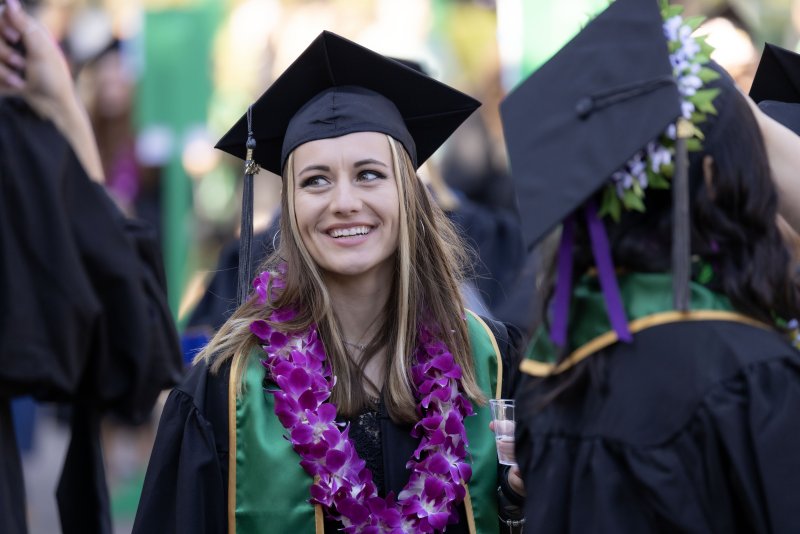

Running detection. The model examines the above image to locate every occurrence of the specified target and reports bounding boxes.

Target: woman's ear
[703,154,716,200]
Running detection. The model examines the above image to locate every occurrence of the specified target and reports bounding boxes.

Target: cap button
[575,97,593,119]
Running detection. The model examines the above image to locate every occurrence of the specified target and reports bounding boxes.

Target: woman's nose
[330,179,362,213]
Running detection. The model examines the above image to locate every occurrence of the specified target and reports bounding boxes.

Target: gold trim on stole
[465,309,504,399]
[228,355,244,534]
[314,504,323,532]
[463,482,477,534]
[465,309,504,533]
[521,310,771,377]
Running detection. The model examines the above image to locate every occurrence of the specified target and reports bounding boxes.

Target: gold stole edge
[228,355,244,534]
[464,308,503,533]
[315,504,323,533]
[465,309,504,399]
[520,310,771,377]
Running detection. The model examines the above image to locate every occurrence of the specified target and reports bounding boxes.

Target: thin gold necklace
[343,340,366,351]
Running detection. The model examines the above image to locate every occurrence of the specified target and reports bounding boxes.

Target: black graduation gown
[515,319,800,534]
[0,98,183,534]
[134,317,523,533]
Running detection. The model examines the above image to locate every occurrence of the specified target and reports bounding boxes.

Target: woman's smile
[326,224,372,240]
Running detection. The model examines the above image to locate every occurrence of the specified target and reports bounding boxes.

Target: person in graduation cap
[133,31,526,534]
[749,42,800,248]
[500,0,800,533]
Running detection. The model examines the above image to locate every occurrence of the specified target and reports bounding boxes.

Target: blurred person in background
[79,38,140,216]
[439,59,534,335]
[0,1,182,533]
[749,42,800,269]
[77,36,169,511]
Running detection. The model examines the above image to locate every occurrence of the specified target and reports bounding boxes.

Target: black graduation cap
[216,31,479,175]
[390,57,427,75]
[759,100,800,134]
[749,43,800,135]
[749,43,800,104]
[500,0,682,251]
[215,31,480,304]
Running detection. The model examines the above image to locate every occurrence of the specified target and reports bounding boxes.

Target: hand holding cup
[489,399,516,466]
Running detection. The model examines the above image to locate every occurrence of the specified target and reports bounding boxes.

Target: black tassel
[672,118,691,312]
[237,106,259,306]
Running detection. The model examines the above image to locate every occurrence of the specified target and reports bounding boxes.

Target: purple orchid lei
[249,270,475,533]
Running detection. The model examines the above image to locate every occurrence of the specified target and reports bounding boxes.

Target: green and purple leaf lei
[599,1,721,221]
[249,270,475,533]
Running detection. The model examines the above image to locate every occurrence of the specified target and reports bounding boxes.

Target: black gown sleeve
[133,361,230,534]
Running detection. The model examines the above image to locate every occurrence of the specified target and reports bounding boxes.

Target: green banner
[136,1,219,321]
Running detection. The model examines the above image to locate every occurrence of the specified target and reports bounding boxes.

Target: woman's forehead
[292,132,393,169]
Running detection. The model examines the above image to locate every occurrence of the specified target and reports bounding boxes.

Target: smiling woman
[133,31,526,534]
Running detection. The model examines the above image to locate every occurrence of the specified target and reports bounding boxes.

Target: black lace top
[323,400,384,532]
[346,403,385,495]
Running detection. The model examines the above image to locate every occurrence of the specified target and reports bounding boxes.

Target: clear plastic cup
[489,398,516,466]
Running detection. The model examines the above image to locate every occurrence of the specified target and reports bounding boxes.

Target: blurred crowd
[5,0,800,532]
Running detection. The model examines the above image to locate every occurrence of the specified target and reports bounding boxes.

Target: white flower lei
[599,2,721,220]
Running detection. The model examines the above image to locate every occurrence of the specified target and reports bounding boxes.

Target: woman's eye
[358,170,385,182]
[299,175,329,188]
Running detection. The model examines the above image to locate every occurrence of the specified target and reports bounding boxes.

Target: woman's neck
[325,271,392,396]
[324,270,392,345]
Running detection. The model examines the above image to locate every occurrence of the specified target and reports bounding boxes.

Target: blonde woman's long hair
[198,134,486,423]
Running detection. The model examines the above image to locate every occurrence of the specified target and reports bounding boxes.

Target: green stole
[229,310,502,533]
[521,272,769,376]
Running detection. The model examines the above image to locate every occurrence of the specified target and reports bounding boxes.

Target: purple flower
[270,307,297,323]
[250,320,271,341]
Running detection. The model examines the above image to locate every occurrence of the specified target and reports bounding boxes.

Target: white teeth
[329,226,370,238]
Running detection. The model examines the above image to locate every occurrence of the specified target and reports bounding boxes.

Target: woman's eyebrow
[298,164,331,175]
[354,158,388,168]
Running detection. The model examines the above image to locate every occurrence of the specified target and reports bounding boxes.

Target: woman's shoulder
[168,358,232,436]
[465,310,524,352]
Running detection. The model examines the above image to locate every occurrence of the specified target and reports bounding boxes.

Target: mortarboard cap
[749,43,800,104]
[216,31,480,175]
[500,0,682,251]
[500,0,726,348]
[749,43,800,136]
[390,57,427,75]
[758,100,800,134]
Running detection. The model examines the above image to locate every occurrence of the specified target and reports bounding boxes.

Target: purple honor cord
[550,201,632,347]
[585,201,632,342]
